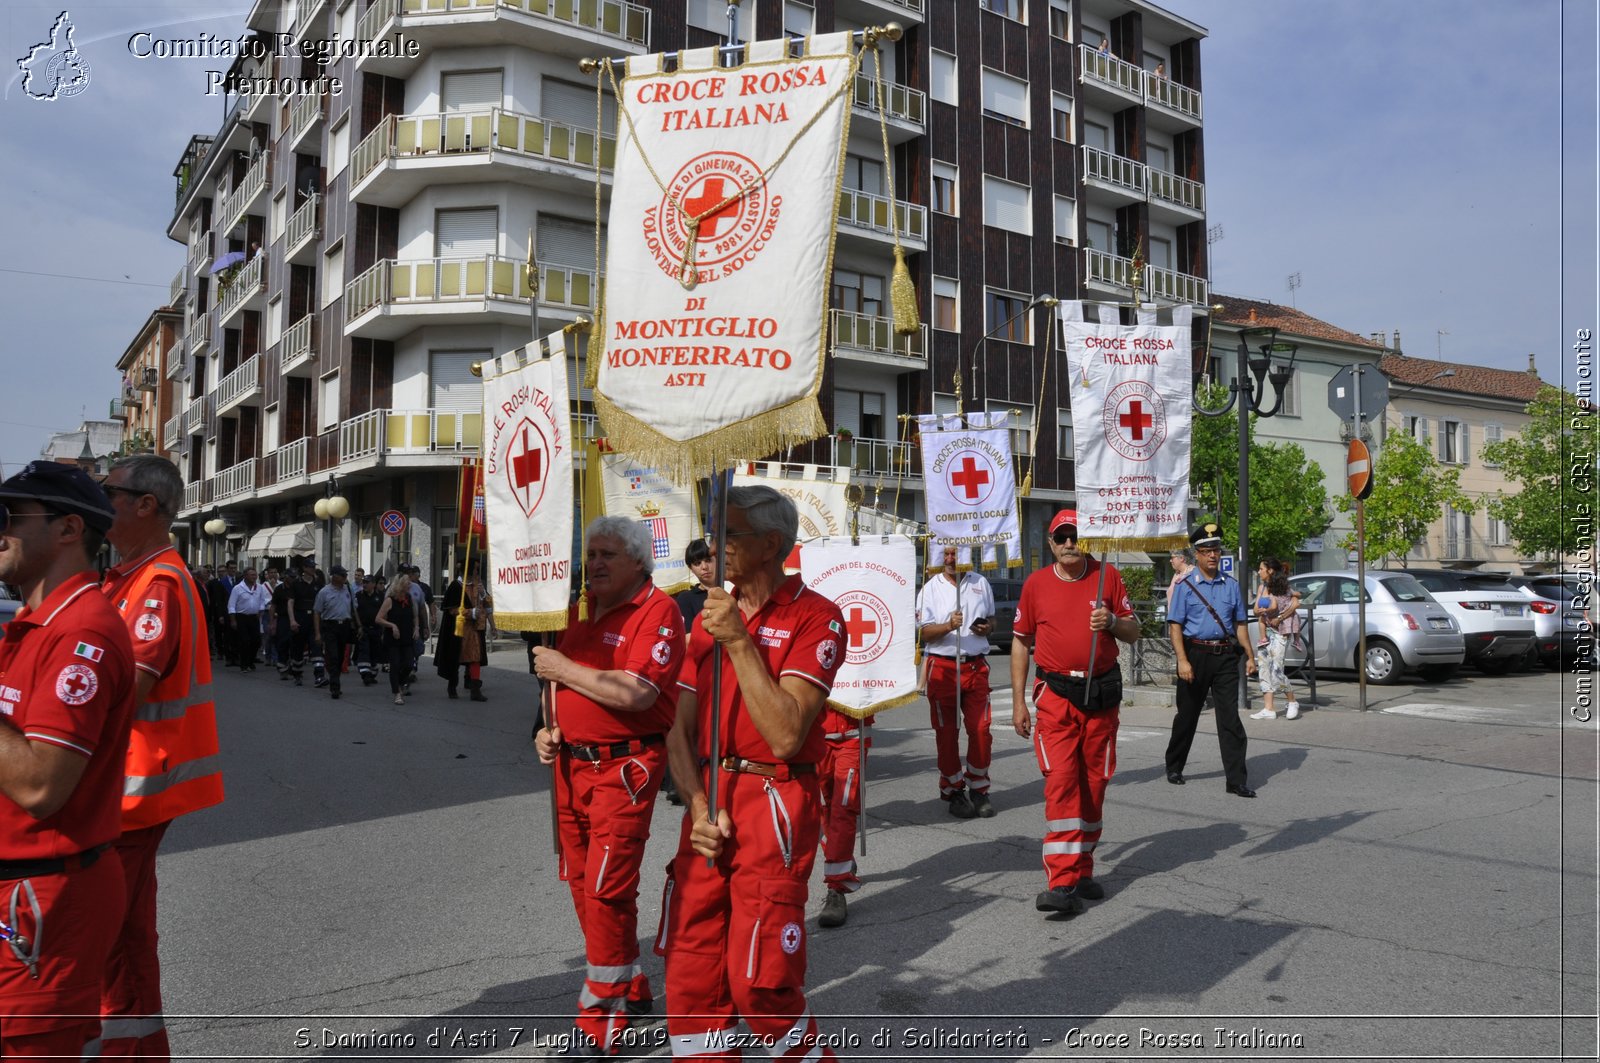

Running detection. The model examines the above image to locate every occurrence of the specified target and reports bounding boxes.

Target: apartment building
[162,0,1208,576]
[1378,353,1545,573]
[116,305,185,463]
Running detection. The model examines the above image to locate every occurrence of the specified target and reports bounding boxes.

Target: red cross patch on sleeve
[56,664,99,705]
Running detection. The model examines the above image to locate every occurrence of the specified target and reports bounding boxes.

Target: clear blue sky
[0,0,1594,476]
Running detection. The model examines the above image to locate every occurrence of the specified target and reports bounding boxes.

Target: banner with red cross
[917,412,1022,570]
[594,34,860,482]
[801,535,920,718]
[1059,301,1194,552]
[484,332,574,631]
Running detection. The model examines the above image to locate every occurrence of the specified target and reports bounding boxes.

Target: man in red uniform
[0,461,136,1061]
[660,485,846,1062]
[917,545,997,818]
[533,516,684,1057]
[815,706,869,928]
[99,454,224,1059]
[1009,509,1140,916]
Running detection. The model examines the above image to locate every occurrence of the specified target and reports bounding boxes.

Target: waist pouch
[1037,667,1123,714]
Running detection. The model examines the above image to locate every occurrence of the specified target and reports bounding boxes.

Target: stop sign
[1347,439,1374,500]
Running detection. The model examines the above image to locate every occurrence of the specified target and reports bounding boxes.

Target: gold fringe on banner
[830,689,923,720]
[595,391,827,485]
[495,609,569,633]
[1079,534,1191,554]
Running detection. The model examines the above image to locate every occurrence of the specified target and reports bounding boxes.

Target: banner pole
[706,467,733,866]
[1081,557,1110,684]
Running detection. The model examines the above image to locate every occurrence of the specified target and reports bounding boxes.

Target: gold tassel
[576,593,589,623]
[1019,466,1033,498]
[585,303,605,390]
[891,245,919,335]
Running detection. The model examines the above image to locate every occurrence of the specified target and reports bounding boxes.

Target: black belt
[719,756,816,780]
[1038,665,1119,682]
[928,655,987,666]
[1185,638,1237,655]
[565,735,664,763]
[0,843,107,881]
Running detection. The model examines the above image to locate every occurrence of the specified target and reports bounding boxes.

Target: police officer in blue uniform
[1165,522,1259,797]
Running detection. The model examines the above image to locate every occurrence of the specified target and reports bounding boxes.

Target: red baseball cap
[1048,509,1079,534]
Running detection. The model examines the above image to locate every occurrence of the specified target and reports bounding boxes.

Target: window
[1049,0,1070,38]
[988,401,1032,454]
[271,191,286,241]
[982,176,1031,234]
[831,270,884,316]
[1439,419,1468,464]
[329,119,349,177]
[931,161,957,214]
[930,51,957,106]
[685,0,724,33]
[435,207,499,258]
[1482,422,1503,466]
[1085,218,1113,252]
[1405,414,1429,441]
[981,68,1028,126]
[982,0,1024,21]
[1488,515,1510,547]
[986,289,1031,343]
[1444,506,1472,557]
[1053,196,1076,243]
[430,350,488,411]
[537,215,602,271]
[843,155,884,194]
[1273,371,1300,417]
[543,77,617,133]
[835,389,886,440]
[263,404,279,452]
[783,1,812,37]
[442,70,503,112]
[932,276,958,331]
[319,371,340,430]
[1147,142,1171,174]
[1082,120,1110,153]
[1056,409,1076,459]
[1148,235,1172,270]
[266,297,282,347]
[322,245,343,308]
[1051,94,1072,140]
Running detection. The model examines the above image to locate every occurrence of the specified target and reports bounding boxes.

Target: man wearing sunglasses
[100,454,224,1058]
[0,461,137,1060]
[1010,509,1140,915]
[1165,521,1258,798]
[917,544,997,819]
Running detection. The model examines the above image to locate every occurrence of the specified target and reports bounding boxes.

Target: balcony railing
[163,412,183,448]
[1085,248,1207,306]
[182,396,205,435]
[346,255,597,321]
[216,353,263,412]
[187,228,213,275]
[339,408,485,464]
[851,73,926,127]
[352,107,615,186]
[1079,45,1144,97]
[290,93,324,143]
[211,458,258,502]
[1145,70,1202,123]
[837,188,926,245]
[1147,168,1205,214]
[183,480,207,512]
[275,437,309,483]
[1082,145,1146,196]
[188,308,213,353]
[283,314,317,374]
[109,398,126,420]
[218,150,270,233]
[828,433,917,477]
[170,266,187,306]
[166,340,187,380]
[357,0,649,49]
[830,308,927,365]
[296,0,329,38]
[217,254,264,322]
[287,195,320,256]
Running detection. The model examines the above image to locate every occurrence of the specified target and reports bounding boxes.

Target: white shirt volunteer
[916,570,995,658]
[228,581,273,615]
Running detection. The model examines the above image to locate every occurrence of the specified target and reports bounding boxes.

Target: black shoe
[280,672,292,681]
[1035,886,1084,915]
[818,889,848,928]
[314,676,329,688]
[1075,878,1105,900]
[971,791,996,818]
[625,998,660,1029]
[1166,771,1186,785]
[294,677,302,686]
[447,684,458,699]
[946,791,977,820]
[1226,783,1258,798]
[470,690,488,703]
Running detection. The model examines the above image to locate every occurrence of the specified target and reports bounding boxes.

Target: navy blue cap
[0,461,115,533]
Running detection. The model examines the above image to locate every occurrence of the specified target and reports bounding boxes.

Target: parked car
[1285,571,1465,685]
[1404,570,1537,675]
[986,577,1023,652]
[1506,574,1587,669]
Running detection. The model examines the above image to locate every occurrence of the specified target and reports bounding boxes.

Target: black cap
[0,461,115,533]
[329,564,348,577]
[1189,521,1224,548]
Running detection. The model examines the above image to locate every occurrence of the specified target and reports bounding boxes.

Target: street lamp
[313,475,349,566]
[1194,321,1300,709]
[963,293,1059,413]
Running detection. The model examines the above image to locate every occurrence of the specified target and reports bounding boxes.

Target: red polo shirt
[0,572,137,859]
[680,574,845,763]
[552,580,684,743]
[1013,559,1133,675]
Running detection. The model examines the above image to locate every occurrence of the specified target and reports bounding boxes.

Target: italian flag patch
[74,642,104,662]
[828,620,843,634]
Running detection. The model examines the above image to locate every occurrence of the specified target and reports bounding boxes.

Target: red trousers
[1030,684,1118,888]
[101,821,171,1059]
[926,656,992,796]
[555,745,664,1052]
[657,770,837,1062]
[2,851,126,1062]
[819,737,865,894]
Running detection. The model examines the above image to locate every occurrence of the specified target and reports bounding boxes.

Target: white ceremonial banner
[596,34,858,480]
[1059,301,1194,552]
[733,462,850,542]
[484,333,573,631]
[802,535,920,718]
[600,453,700,593]
[917,411,1022,570]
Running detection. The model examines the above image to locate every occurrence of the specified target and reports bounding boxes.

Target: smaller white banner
[600,452,701,593]
[733,462,851,541]
[917,412,1021,569]
[484,333,574,630]
[802,535,920,717]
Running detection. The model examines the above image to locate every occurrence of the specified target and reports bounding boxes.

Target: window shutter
[435,208,498,257]
[430,350,488,412]
[441,70,502,112]
[1459,422,1470,465]
[542,78,616,133]
[537,215,599,270]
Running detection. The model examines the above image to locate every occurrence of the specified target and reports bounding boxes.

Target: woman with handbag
[1250,557,1302,720]
[436,561,492,701]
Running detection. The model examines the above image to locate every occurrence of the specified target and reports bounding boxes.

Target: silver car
[1506,574,1588,669]
[1285,571,1466,685]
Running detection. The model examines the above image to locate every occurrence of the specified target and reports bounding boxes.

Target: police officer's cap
[1189,521,1225,548]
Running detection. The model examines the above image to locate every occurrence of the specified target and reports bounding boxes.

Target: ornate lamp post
[313,474,349,567]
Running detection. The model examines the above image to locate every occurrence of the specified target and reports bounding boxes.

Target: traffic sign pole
[1353,368,1368,712]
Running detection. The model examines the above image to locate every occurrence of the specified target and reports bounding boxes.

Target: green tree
[1190,382,1332,561]
[1481,385,1599,559]
[1335,429,1473,566]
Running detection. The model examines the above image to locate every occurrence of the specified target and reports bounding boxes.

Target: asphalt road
[150,646,1596,1061]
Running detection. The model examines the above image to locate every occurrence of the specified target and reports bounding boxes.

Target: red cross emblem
[55,663,99,705]
[1102,380,1168,462]
[135,613,164,642]
[946,452,995,506]
[505,417,550,517]
[845,607,878,650]
[682,177,743,241]
[837,590,893,665]
[1119,400,1153,441]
